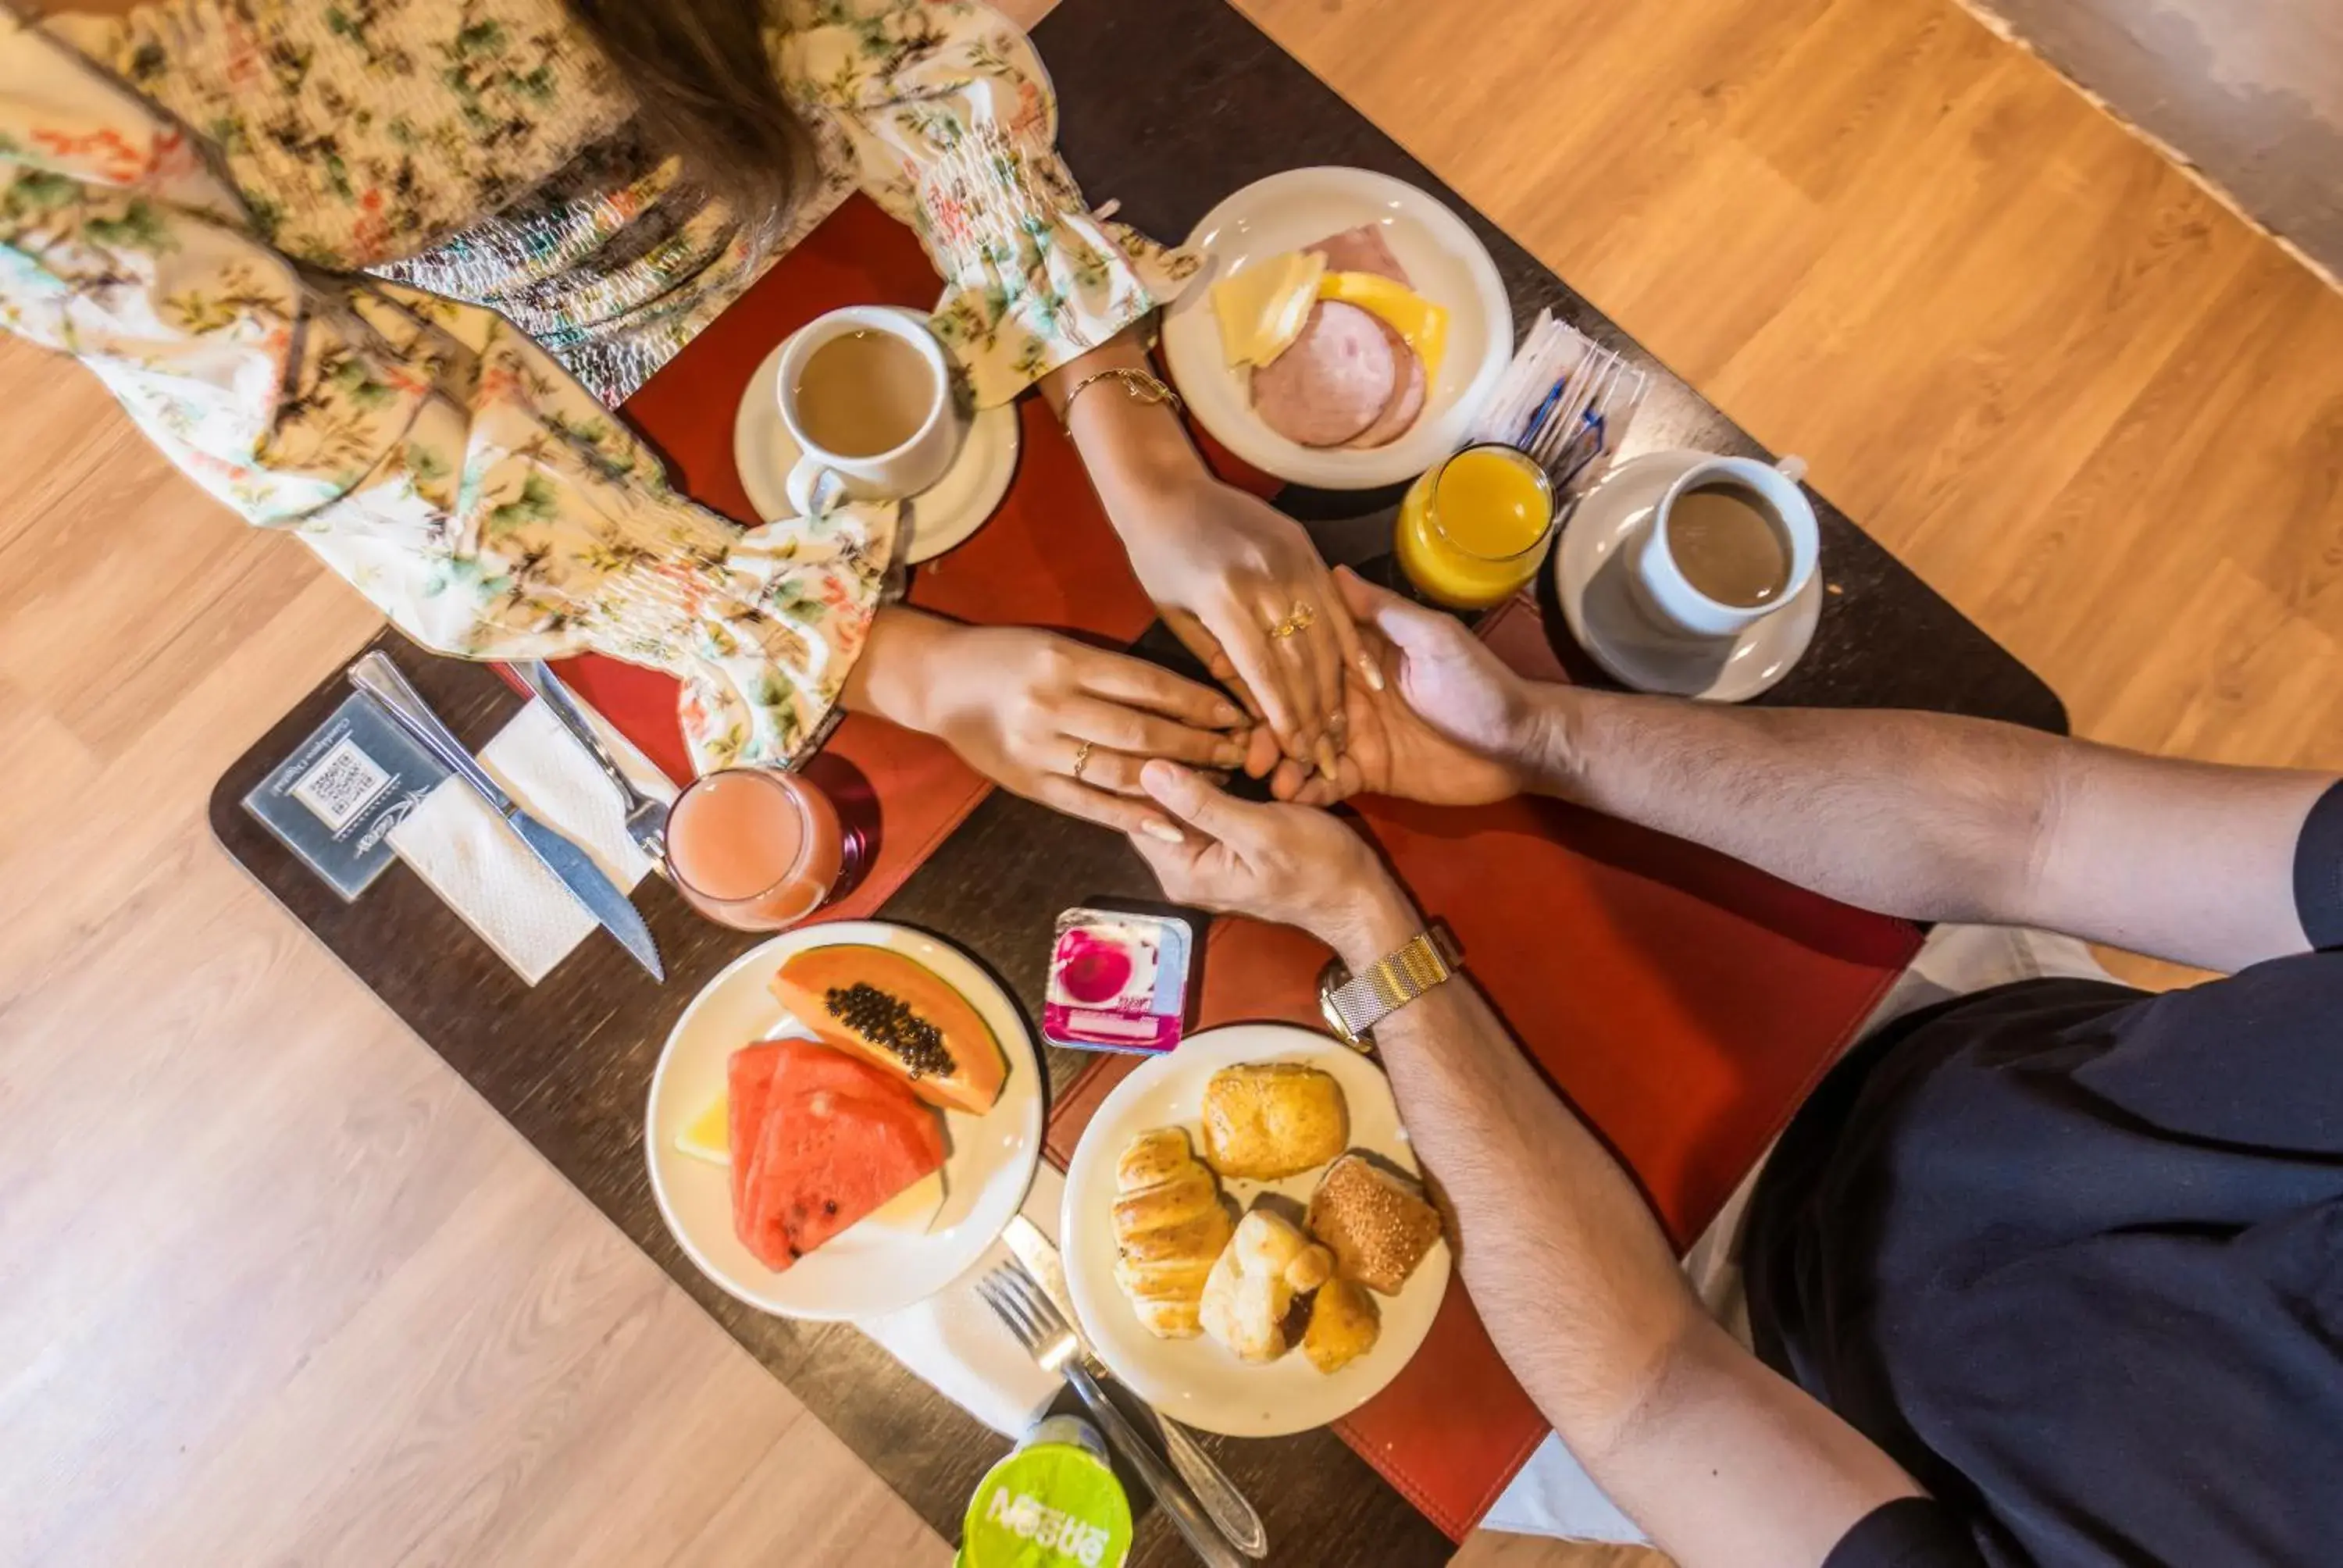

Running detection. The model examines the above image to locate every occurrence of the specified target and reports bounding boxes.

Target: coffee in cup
[1630,454,1817,640]
[776,305,965,516]
[1666,482,1791,608]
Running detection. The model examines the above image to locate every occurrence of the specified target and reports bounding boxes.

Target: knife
[349,651,666,982]
[1002,1214,1267,1559]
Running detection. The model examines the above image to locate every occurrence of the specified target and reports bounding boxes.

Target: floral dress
[0,0,1196,770]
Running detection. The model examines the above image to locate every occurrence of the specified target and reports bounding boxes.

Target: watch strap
[1321,927,1459,1045]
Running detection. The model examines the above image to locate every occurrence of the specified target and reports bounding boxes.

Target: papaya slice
[772,946,1007,1114]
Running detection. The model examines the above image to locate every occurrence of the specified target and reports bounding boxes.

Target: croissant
[1112,1129,1232,1338]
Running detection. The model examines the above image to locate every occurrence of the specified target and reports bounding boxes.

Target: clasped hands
[850,463,1545,959]
[1129,565,1546,958]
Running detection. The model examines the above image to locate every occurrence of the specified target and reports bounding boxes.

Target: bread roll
[1307,1153,1443,1295]
[1201,1063,1348,1180]
[1303,1277,1382,1374]
[1111,1128,1232,1338]
[1199,1209,1335,1363]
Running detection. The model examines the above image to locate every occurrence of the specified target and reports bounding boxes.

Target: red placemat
[541,194,1271,921]
[1043,595,1922,1540]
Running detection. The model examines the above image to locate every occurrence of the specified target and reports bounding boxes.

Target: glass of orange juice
[665,767,849,931]
[1394,444,1557,609]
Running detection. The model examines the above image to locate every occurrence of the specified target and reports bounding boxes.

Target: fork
[978,1264,1249,1568]
[512,661,670,861]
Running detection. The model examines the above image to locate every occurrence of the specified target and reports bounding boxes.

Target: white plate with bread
[1060,1024,1451,1438]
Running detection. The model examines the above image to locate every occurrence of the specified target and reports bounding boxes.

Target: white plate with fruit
[1061,1025,1451,1437]
[647,921,1043,1320]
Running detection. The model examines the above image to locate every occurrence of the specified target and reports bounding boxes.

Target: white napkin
[858,1162,1068,1435]
[389,698,676,983]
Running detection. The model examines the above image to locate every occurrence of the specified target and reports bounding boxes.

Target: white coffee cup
[1629,454,1818,640]
[776,305,965,516]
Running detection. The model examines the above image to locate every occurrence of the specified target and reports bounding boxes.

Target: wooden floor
[2,0,2336,1563]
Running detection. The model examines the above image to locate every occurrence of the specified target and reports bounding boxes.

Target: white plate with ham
[1163,166,1512,490]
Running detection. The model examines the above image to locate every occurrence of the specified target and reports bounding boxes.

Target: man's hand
[1127,760,1421,968]
[1271,568,1543,806]
[1340,568,1543,757]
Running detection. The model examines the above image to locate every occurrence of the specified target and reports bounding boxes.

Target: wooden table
[209,0,2065,1561]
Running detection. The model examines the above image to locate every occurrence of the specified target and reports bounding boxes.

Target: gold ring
[1268,600,1317,640]
[1071,739,1095,781]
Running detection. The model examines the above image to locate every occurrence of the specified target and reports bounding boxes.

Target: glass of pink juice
[665,767,847,931]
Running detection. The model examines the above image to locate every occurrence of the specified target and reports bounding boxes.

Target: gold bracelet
[1057,365,1183,429]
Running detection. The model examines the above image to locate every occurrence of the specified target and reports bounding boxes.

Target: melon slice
[772,946,1007,1114]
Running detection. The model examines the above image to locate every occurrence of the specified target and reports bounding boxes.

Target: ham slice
[1347,319,1428,449]
[1304,226,1425,447]
[1252,301,1397,447]
[1307,224,1410,285]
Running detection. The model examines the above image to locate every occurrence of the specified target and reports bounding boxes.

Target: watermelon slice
[761,1035,916,1103]
[726,1042,788,1221]
[729,1040,947,1272]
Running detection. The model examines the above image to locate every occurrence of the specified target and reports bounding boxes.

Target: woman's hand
[1116,476,1371,777]
[844,608,1254,839]
[1042,333,1368,774]
[1126,761,1421,968]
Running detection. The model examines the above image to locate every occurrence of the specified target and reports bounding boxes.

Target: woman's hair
[565,0,815,221]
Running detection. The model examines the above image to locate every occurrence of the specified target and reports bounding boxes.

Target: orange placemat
[1043,595,1922,1539]
[547,194,1271,921]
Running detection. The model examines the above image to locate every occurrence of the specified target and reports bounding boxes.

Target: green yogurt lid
[958,1441,1132,1568]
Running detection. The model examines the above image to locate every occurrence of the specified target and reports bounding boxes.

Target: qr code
[291,736,392,833]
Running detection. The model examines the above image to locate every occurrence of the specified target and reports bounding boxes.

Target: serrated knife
[1001,1213,1266,1558]
[350,651,665,981]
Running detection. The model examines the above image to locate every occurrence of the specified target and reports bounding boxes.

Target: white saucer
[1555,450,1823,702]
[731,308,1020,565]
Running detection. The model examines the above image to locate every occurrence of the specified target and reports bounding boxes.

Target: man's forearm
[1516,689,2330,972]
[1328,896,1699,1436]
[1327,893,1921,1566]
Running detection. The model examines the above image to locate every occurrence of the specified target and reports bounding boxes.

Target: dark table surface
[208,0,2065,1562]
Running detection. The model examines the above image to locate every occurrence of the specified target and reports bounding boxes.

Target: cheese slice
[1318,270,1450,386]
[674,1089,730,1167]
[1211,250,1328,368]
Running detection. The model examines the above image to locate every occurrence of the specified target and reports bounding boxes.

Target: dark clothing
[2298,778,2343,948]
[1827,1499,1989,1568]
[1760,781,2343,1567]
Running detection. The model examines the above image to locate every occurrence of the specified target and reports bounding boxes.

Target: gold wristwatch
[1318,925,1462,1047]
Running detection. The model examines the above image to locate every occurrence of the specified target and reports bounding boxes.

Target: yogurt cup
[958,1414,1132,1568]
